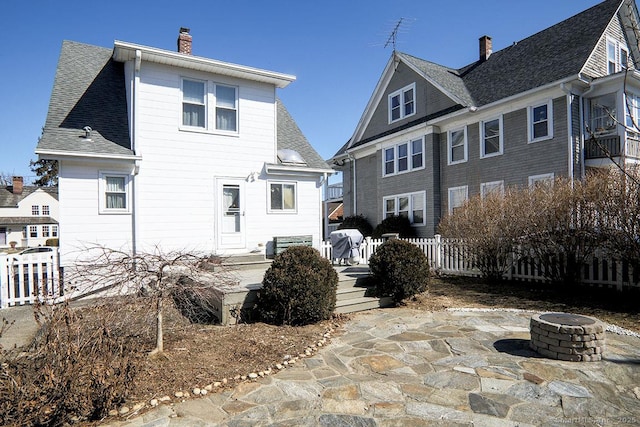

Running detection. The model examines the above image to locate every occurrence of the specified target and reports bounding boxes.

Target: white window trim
[448,127,468,165]
[267,181,297,214]
[98,171,131,215]
[527,100,554,143]
[448,185,469,214]
[52,225,58,237]
[480,116,504,159]
[180,78,240,135]
[382,191,426,226]
[388,83,417,124]
[606,36,629,74]
[528,173,555,188]
[382,138,425,177]
[480,180,505,198]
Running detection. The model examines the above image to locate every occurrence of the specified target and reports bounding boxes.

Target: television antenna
[384,18,406,52]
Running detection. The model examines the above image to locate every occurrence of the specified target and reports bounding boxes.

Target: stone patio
[104,307,640,427]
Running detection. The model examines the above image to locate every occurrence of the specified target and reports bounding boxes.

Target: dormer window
[388,83,416,123]
[607,37,629,74]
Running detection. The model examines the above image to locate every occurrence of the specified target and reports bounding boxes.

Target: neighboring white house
[0,176,59,248]
[36,29,333,266]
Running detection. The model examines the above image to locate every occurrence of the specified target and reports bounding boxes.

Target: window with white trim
[269,182,296,212]
[448,185,468,214]
[589,94,617,134]
[383,191,425,225]
[42,225,50,238]
[528,173,555,188]
[607,37,629,74]
[52,225,58,237]
[448,127,467,164]
[528,101,553,142]
[480,180,505,198]
[182,79,206,128]
[42,205,50,216]
[388,83,416,123]
[481,117,503,158]
[29,225,38,238]
[99,172,130,214]
[32,205,39,216]
[382,138,425,176]
[181,78,239,133]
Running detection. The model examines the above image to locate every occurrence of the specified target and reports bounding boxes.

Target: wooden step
[335,296,394,314]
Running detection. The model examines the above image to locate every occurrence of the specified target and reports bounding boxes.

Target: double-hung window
[29,226,38,238]
[448,185,468,214]
[42,226,50,238]
[42,205,50,216]
[448,127,467,164]
[215,85,238,132]
[383,191,425,225]
[182,79,206,128]
[181,79,239,133]
[99,172,130,214]
[32,205,39,216]
[528,173,554,188]
[269,182,296,212]
[52,225,58,237]
[528,101,553,142]
[480,180,505,198]
[481,117,503,158]
[382,138,424,176]
[607,37,629,74]
[388,83,416,123]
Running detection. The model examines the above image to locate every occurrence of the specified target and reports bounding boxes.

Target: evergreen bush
[372,215,416,238]
[369,239,430,303]
[337,214,373,237]
[258,246,338,326]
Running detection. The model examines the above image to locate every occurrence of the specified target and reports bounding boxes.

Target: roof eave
[265,163,334,175]
[36,149,142,162]
[112,41,296,88]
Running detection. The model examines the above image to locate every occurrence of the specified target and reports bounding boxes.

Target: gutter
[347,150,356,214]
[35,150,142,162]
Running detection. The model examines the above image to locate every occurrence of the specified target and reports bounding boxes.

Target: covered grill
[330,229,363,265]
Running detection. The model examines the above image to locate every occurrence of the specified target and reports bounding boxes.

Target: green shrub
[338,214,373,237]
[372,215,417,239]
[369,239,430,303]
[258,246,338,326]
[45,238,59,246]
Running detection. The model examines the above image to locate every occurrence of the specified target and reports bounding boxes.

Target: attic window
[277,149,307,165]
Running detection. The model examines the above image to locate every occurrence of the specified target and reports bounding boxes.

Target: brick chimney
[177,27,192,55]
[479,35,492,61]
[12,176,23,195]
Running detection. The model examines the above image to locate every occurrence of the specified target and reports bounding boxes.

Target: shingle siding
[583,14,630,77]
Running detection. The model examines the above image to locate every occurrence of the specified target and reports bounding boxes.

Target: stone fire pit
[529,312,606,362]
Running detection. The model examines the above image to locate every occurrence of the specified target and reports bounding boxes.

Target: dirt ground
[122,275,639,405]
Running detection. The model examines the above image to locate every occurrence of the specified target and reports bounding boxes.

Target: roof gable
[0,186,58,208]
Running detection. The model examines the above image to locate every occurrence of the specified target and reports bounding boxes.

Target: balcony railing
[325,184,343,201]
[585,134,640,160]
[585,135,621,159]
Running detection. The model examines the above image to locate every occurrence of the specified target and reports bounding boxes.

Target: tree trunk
[149,297,164,356]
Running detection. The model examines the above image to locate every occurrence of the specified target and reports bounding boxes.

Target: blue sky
[0,0,603,182]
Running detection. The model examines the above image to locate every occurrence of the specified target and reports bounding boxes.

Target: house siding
[360,62,457,142]
[583,14,630,78]
[441,96,569,209]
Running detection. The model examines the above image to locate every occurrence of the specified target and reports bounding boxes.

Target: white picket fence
[0,251,62,308]
[321,235,639,290]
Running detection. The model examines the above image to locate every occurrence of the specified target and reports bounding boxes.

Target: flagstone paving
[105,308,640,426]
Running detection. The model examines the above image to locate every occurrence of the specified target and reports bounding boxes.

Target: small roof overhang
[113,41,296,88]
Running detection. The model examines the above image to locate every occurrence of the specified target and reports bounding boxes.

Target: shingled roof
[37,41,133,157]
[333,0,627,159]
[0,186,58,208]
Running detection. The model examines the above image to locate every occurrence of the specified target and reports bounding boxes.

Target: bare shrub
[438,188,522,282]
[0,300,142,426]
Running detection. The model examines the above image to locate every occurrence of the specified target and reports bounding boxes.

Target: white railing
[322,235,638,290]
[0,251,62,308]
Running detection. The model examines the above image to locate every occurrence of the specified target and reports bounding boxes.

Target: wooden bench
[273,235,313,255]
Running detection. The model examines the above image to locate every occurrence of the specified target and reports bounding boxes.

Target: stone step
[336,284,375,301]
[335,296,394,314]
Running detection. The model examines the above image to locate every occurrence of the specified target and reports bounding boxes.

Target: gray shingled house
[36,30,332,266]
[330,0,640,237]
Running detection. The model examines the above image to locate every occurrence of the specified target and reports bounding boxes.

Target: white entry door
[217,180,246,250]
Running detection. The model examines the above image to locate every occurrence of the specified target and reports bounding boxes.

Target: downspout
[346,151,356,214]
[131,49,142,257]
[320,172,328,243]
[560,83,576,185]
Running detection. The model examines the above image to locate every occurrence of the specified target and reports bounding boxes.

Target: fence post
[0,255,8,309]
[434,234,442,271]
